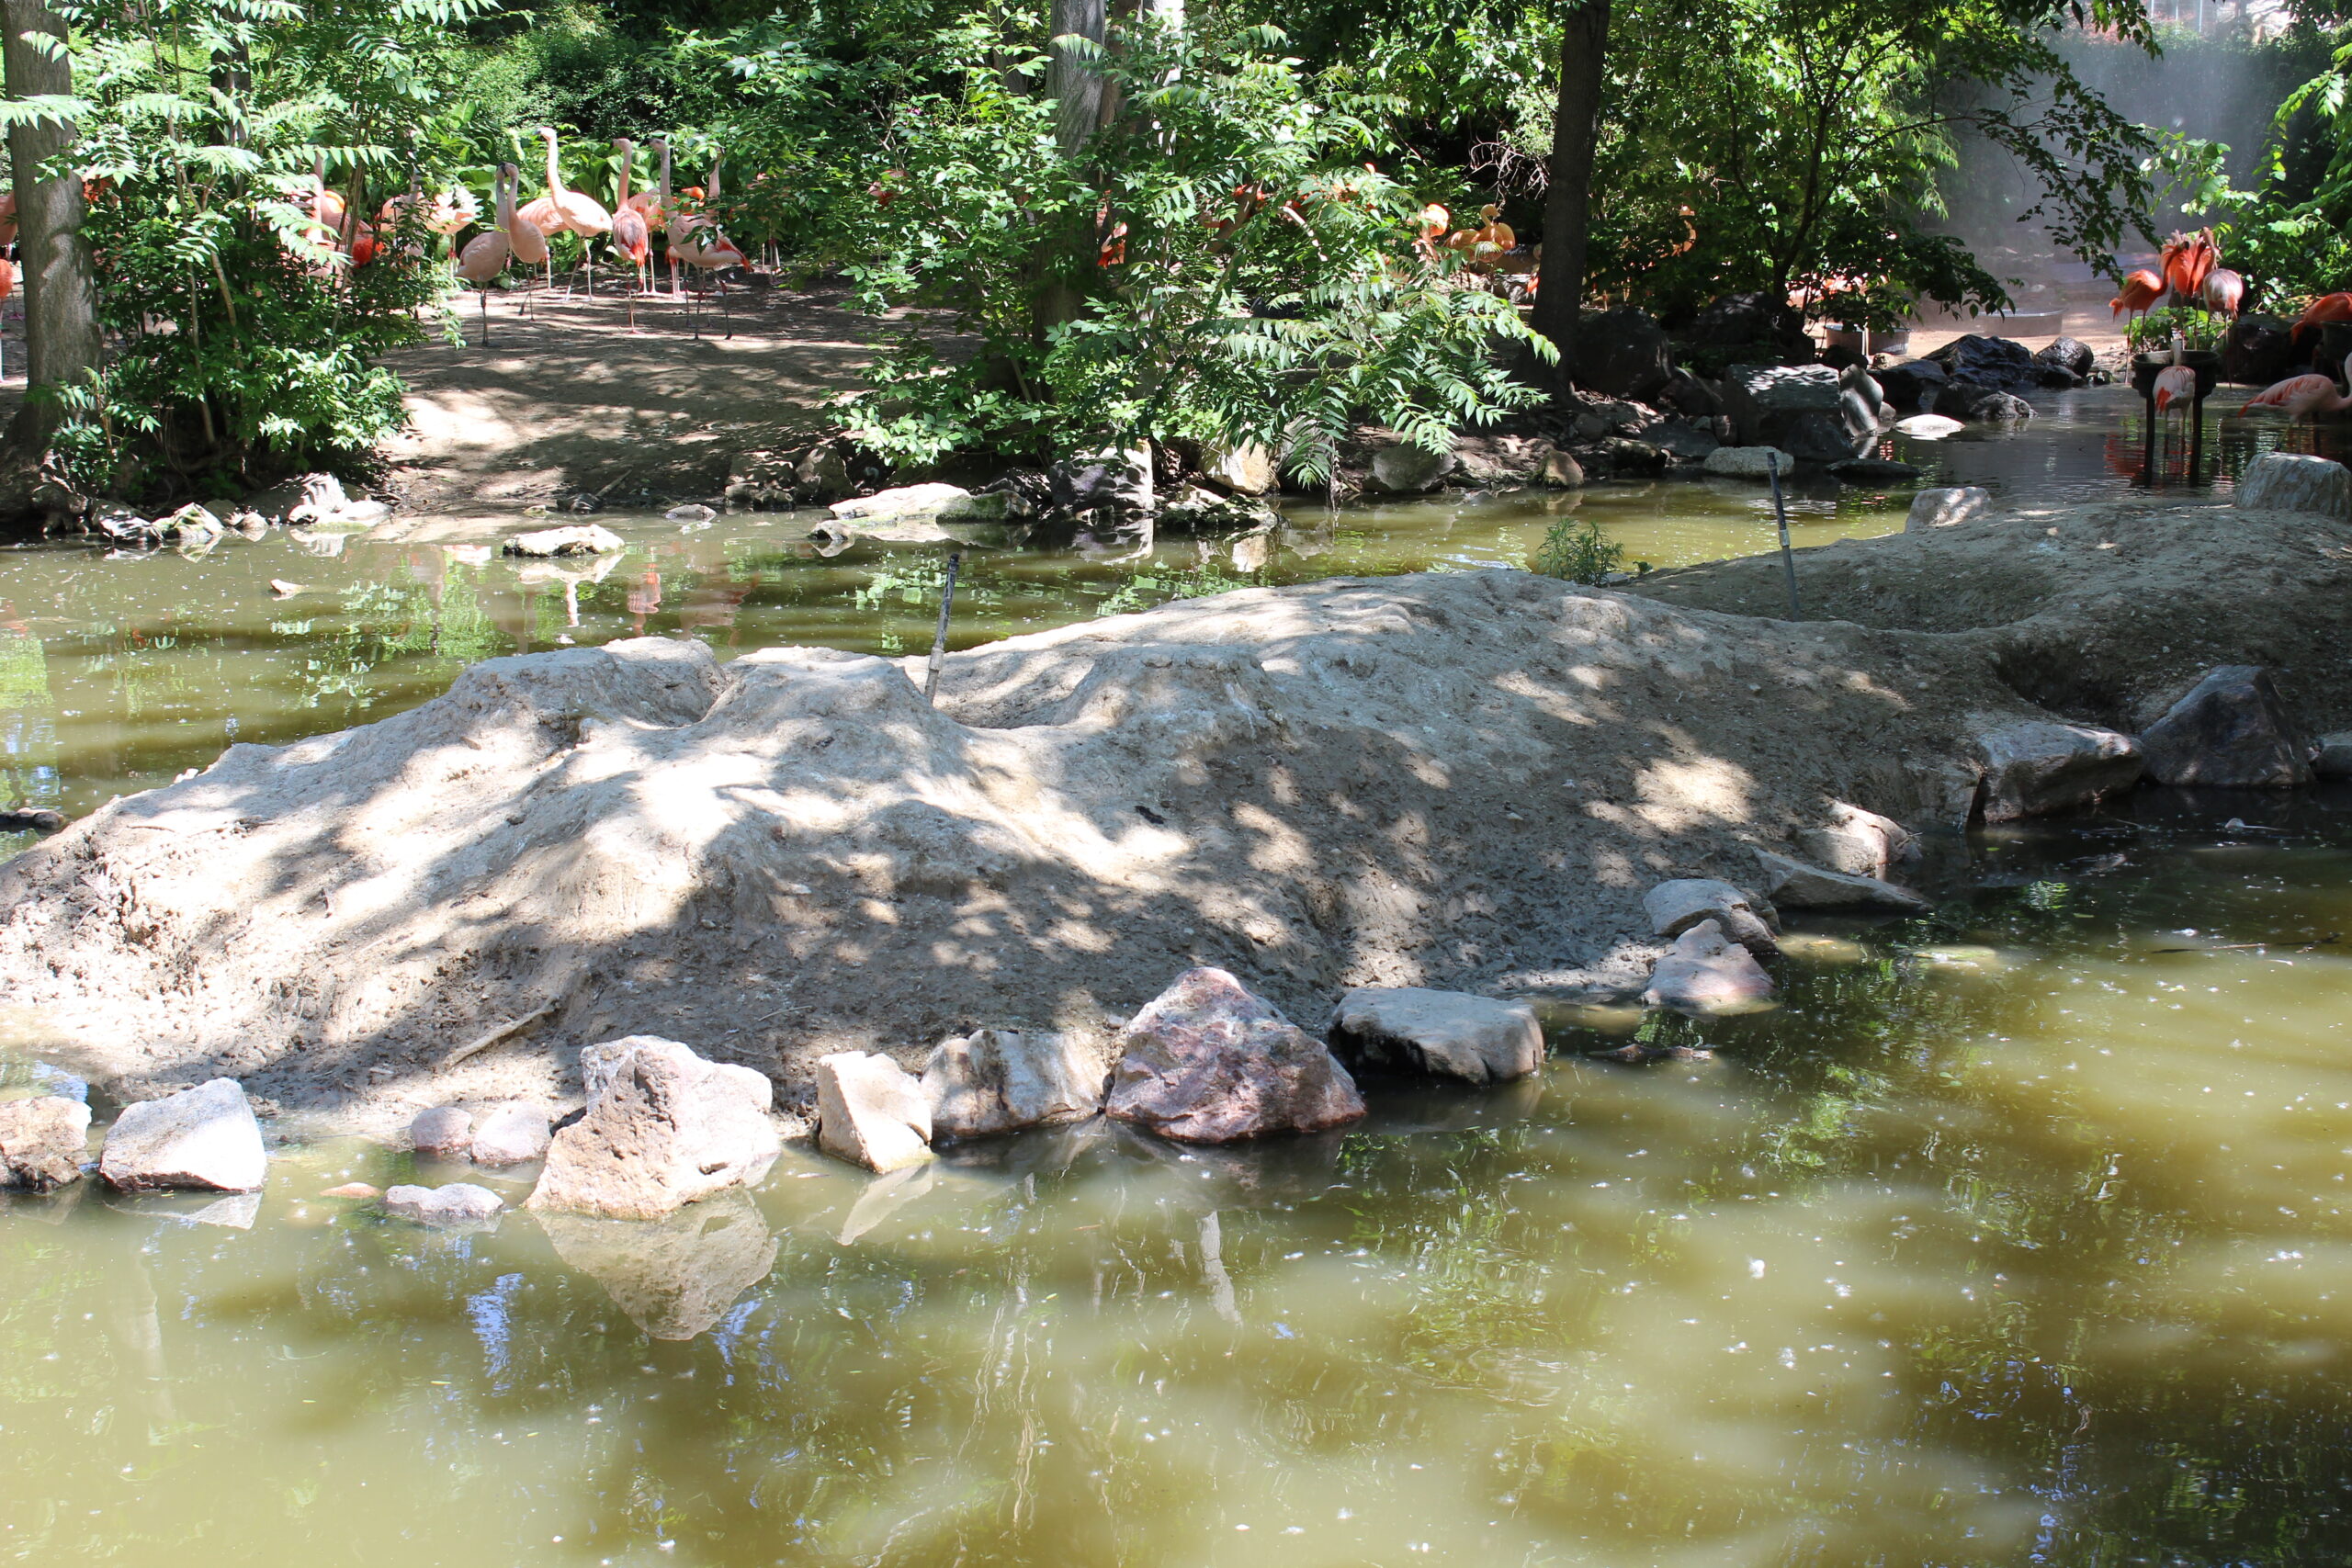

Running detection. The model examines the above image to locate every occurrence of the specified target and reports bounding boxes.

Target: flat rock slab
[1974,720,2143,819]
[1754,849,1931,914]
[1327,987,1544,1083]
[100,1078,266,1193]
[385,1182,504,1225]
[1642,878,1778,956]
[817,1051,934,1173]
[503,525,624,557]
[1107,968,1364,1143]
[1643,919,1776,1016]
[2238,453,2352,521]
[922,1028,1102,1142]
[528,1038,780,1219]
[2141,665,2312,787]
[0,1096,91,1190]
[1701,446,1794,479]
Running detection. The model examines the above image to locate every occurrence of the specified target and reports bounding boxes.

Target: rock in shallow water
[502,525,624,557]
[1642,878,1778,957]
[1107,968,1364,1143]
[527,1038,780,1219]
[385,1182,503,1226]
[2237,453,2352,521]
[0,1096,90,1190]
[538,1189,779,1340]
[469,1104,552,1167]
[1973,720,2143,819]
[922,1029,1102,1141]
[817,1051,934,1173]
[100,1078,266,1193]
[1753,850,1930,913]
[409,1105,473,1158]
[2140,665,2312,787]
[1642,919,1776,1016]
[1327,987,1544,1083]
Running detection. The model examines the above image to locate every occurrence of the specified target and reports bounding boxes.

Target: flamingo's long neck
[496,167,516,232]
[658,141,671,211]
[709,152,723,204]
[615,141,634,206]
[543,132,566,202]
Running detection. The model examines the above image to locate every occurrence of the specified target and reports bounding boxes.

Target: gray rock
[827,483,970,529]
[1538,448,1587,488]
[2036,337,2096,378]
[100,1078,266,1194]
[333,500,391,526]
[1105,967,1365,1143]
[1753,849,1931,913]
[527,1038,781,1219]
[1051,448,1153,515]
[2223,314,2297,389]
[243,472,346,526]
[1905,486,1990,532]
[503,525,624,557]
[1796,802,1914,880]
[159,503,225,542]
[0,1096,91,1190]
[409,1105,473,1158]
[922,1029,1103,1141]
[1642,919,1777,1016]
[1327,987,1544,1083]
[384,1182,504,1226]
[665,503,718,525]
[937,491,1012,525]
[1367,442,1453,494]
[1642,878,1779,957]
[2237,453,2352,521]
[1974,720,2144,819]
[723,449,797,511]
[794,445,853,502]
[1720,363,1872,461]
[1701,446,1795,479]
[817,1051,933,1172]
[2140,665,2313,787]
[1647,421,1722,464]
[537,1189,779,1340]
[1874,359,1949,412]
[1577,308,1674,400]
[1927,333,2038,390]
[2316,731,2352,779]
[1159,484,1277,532]
[1201,440,1278,496]
[469,1105,552,1167]
[1935,381,2033,423]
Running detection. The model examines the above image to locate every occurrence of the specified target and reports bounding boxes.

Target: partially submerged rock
[0,1097,91,1190]
[1701,446,1795,480]
[1642,878,1779,957]
[1720,364,1871,462]
[100,1079,266,1194]
[1326,987,1544,1083]
[816,1051,934,1172]
[1796,802,1914,880]
[469,1105,552,1167]
[2140,665,2312,787]
[1973,720,2143,819]
[503,525,623,557]
[922,1029,1102,1141]
[409,1105,473,1158]
[1753,849,1931,914]
[1905,486,1989,532]
[384,1182,503,1226]
[1200,441,1277,496]
[2237,453,2351,522]
[1106,968,1365,1143]
[1893,413,1964,440]
[2316,731,2352,779]
[1642,919,1776,1016]
[528,1038,780,1219]
[1367,442,1453,495]
[828,482,970,528]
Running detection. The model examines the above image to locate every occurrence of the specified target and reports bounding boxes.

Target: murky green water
[6,794,2352,1565]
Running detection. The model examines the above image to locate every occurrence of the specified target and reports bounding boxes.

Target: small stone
[2140,665,2313,787]
[469,1105,552,1167]
[1905,485,1990,532]
[1642,919,1777,1016]
[1894,413,1965,439]
[2237,453,2352,521]
[1105,967,1365,1143]
[1796,802,1914,880]
[0,1097,92,1191]
[322,1182,381,1200]
[1753,849,1931,913]
[1642,878,1779,957]
[2315,731,2352,779]
[1368,442,1453,494]
[384,1182,504,1226]
[1700,446,1795,479]
[922,1029,1103,1142]
[409,1105,473,1158]
[100,1078,267,1194]
[817,1051,934,1173]
[1326,987,1544,1083]
[1974,720,2144,819]
[503,525,624,557]
[527,1037,781,1220]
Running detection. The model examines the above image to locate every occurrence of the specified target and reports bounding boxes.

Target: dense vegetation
[0,0,2324,512]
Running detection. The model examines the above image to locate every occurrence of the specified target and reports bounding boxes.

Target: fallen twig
[439,1001,559,1071]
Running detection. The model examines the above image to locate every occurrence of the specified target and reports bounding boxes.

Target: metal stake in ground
[1765,450,1803,620]
[923,547,965,705]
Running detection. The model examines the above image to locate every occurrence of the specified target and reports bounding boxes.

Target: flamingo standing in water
[2151,333,2198,436]
[518,127,613,296]
[2243,352,2352,418]
[454,164,521,346]
[609,137,653,328]
[2110,267,2164,327]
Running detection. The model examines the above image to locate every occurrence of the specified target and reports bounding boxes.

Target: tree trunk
[2,0,98,517]
[1529,0,1611,391]
[1046,0,1110,160]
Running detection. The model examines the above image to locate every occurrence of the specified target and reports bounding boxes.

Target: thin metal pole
[923,547,964,705]
[1765,451,1802,619]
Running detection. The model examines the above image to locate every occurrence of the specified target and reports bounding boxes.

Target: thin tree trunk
[1529,0,1611,391]
[1046,0,1110,160]
[2,0,98,515]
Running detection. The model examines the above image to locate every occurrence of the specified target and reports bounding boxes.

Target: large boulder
[1326,987,1544,1084]
[1935,382,2034,423]
[1796,802,1914,880]
[1927,333,2038,390]
[1200,441,1278,497]
[503,525,624,558]
[1577,308,1674,400]
[100,1078,266,1193]
[2316,731,2352,778]
[1973,720,2144,819]
[817,1051,934,1172]
[2139,666,2313,787]
[527,1038,781,1219]
[2223,314,2298,388]
[1050,449,1152,516]
[1874,359,1949,413]
[1905,486,1990,532]
[922,1028,1102,1141]
[1641,879,1779,957]
[1105,967,1365,1143]
[409,1105,473,1158]
[384,1182,503,1227]
[1642,919,1776,1016]
[2238,453,2352,521]
[2035,338,2096,379]
[1753,849,1931,913]
[537,1189,779,1340]
[0,1097,90,1190]
[827,483,972,532]
[1719,364,1871,462]
[1366,442,1454,495]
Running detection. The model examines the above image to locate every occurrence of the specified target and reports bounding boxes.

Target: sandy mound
[0,569,2057,1131]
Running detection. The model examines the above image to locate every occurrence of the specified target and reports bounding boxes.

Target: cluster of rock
[92,472,389,554]
[0,1076,262,1196]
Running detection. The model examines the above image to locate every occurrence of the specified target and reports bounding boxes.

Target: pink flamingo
[668,149,746,330]
[517,127,613,296]
[609,137,653,328]
[454,164,520,346]
[2202,267,2245,318]
[2110,267,2164,327]
[2152,335,2197,434]
[2243,352,2352,418]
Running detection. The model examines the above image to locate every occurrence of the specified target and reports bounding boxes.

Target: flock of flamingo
[300,127,750,344]
[2106,230,2352,422]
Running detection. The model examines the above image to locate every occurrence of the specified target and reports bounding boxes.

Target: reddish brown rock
[526,1037,780,1220]
[1105,968,1365,1143]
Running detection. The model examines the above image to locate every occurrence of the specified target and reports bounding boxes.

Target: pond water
[6,790,2352,1565]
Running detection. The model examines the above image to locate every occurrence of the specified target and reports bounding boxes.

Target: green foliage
[1532,514,1623,584]
[832,14,1550,476]
[2203,24,2352,305]
[2125,303,2224,355]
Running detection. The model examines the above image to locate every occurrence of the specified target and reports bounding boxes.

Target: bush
[1532,515,1625,584]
